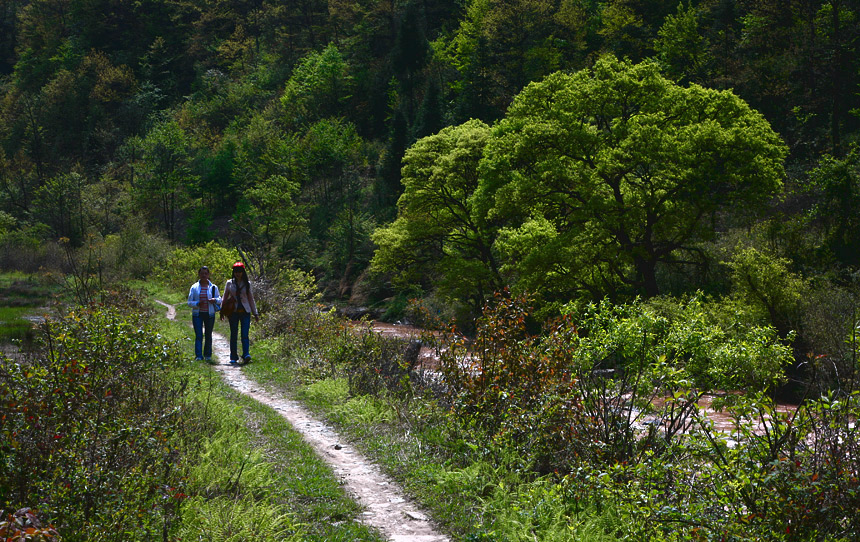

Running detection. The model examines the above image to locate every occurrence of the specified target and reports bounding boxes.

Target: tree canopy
[371,118,500,308]
[476,55,788,300]
[374,56,788,308]
[0,0,858,317]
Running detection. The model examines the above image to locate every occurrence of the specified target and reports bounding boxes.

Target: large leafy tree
[371,119,501,310]
[473,55,788,300]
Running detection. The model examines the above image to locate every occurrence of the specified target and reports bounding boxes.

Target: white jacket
[187,281,222,316]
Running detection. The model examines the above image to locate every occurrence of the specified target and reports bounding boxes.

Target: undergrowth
[0,288,386,541]
[248,285,860,541]
[158,300,386,542]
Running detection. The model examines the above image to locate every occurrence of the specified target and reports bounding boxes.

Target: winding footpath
[157,301,450,542]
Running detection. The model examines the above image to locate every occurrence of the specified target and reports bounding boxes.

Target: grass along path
[156,300,450,542]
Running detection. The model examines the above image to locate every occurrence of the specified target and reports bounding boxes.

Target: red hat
[232,261,245,268]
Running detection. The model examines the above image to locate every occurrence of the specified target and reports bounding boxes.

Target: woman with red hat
[221,261,259,364]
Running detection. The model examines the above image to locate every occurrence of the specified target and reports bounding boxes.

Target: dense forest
[4,2,860,539]
[2,0,860,369]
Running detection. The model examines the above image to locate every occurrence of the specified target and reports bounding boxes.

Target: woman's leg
[192,313,204,360]
[240,313,251,359]
[228,313,240,361]
[202,312,214,359]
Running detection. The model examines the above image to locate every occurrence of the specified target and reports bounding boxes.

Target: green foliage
[371,119,499,312]
[439,291,792,476]
[281,44,353,128]
[0,223,62,274]
[341,325,415,400]
[806,147,860,266]
[179,399,301,540]
[655,1,710,83]
[231,173,306,275]
[570,294,792,391]
[474,54,788,300]
[129,118,201,242]
[151,241,241,292]
[185,207,214,245]
[286,117,374,293]
[1,0,860,317]
[0,294,187,540]
[434,0,591,120]
[593,390,860,541]
[107,228,173,281]
[727,246,807,337]
[33,172,87,245]
[179,497,301,542]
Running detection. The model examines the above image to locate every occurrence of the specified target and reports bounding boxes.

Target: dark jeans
[229,312,251,360]
[192,311,215,359]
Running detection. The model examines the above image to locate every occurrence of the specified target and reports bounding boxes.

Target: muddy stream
[368,321,798,438]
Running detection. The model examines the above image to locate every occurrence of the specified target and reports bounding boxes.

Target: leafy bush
[101,227,172,280]
[0,508,60,541]
[728,246,807,337]
[439,291,585,472]
[800,279,860,391]
[0,293,188,540]
[439,291,795,474]
[0,224,63,274]
[338,323,415,399]
[570,294,793,391]
[151,241,241,292]
[593,390,860,541]
[259,266,416,399]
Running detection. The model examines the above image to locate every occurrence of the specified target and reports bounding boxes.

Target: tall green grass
[157,309,385,542]
[243,343,621,541]
[0,272,59,346]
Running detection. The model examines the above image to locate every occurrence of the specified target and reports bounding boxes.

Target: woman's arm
[187,284,198,308]
[247,284,258,318]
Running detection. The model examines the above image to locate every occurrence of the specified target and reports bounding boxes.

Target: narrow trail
[156,301,450,542]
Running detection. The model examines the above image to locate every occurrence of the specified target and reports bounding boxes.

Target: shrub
[0,293,188,540]
[439,291,586,472]
[727,246,807,338]
[151,241,241,291]
[0,508,60,541]
[101,227,172,280]
[439,291,795,474]
[571,295,792,391]
[800,279,860,391]
[0,225,63,274]
[596,391,860,541]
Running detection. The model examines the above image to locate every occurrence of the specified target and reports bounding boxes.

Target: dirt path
[157,301,450,542]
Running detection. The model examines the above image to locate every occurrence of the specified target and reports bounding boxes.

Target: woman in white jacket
[221,261,259,364]
[187,266,221,361]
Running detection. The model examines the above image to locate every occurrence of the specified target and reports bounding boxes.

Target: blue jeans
[192,311,215,359]
[229,312,251,360]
